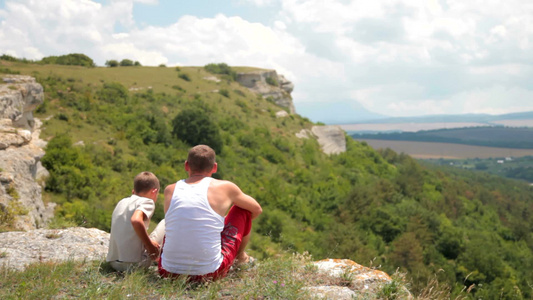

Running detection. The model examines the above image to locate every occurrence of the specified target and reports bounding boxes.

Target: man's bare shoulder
[164,183,176,195]
[209,179,239,191]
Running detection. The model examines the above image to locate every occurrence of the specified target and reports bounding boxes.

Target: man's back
[162,177,225,275]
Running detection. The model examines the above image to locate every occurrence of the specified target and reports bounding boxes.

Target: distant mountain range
[336,111,533,124]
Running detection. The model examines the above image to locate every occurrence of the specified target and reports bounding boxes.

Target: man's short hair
[187,145,216,173]
[133,171,160,194]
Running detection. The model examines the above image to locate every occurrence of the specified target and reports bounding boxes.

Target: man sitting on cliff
[158,144,262,281]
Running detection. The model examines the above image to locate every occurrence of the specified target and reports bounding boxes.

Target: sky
[1,0,532,123]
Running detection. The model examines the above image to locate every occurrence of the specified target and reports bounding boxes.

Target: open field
[340,122,487,132]
[340,119,533,133]
[492,119,533,127]
[354,139,533,159]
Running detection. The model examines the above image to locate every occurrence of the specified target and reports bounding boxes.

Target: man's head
[133,171,160,197]
[186,145,216,173]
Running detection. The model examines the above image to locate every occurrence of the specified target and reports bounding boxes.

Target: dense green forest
[351,127,533,149]
[1,56,533,299]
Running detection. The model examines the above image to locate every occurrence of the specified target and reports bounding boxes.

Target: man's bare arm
[226,182,262,220]
[131,210,160,260]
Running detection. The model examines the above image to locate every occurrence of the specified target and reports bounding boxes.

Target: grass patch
[0,253,339,299]
[0,254,470,299]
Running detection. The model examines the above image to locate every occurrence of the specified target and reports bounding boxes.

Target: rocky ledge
[0,75,54,230]
[0,227,396,298]
[296,125,347,155]
[236,70,295,114]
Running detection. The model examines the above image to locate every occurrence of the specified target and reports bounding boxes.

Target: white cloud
[100,42,167,65]
[450,86,533,115]
[133,0,158,4]
[238,0,277,6]
[0,0,531,120]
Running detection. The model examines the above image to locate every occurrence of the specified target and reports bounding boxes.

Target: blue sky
[1,0,532,123]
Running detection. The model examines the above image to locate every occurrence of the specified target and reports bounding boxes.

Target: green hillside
[1,58,532,299]
[352,126,533,149]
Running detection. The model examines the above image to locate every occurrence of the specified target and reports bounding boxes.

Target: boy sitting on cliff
[107,171,163,272]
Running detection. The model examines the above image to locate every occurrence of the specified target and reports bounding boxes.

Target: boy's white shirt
[107,194,155,263]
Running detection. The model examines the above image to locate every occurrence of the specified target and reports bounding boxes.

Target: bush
[120,59,134,67]
[218,89,230,98]
[97,82,128,104]
[266,76,278,86]
[0,54,18,61]
[171,108,223,153]
[105,60,119,67]
[40,54,95,67]
[204,63,237,81]
[178,73,191,81]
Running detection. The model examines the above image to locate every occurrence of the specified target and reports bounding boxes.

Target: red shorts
[158,205,252,281]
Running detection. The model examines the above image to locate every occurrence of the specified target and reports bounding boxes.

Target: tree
[120,59,134,66]
[204,62,237,81]
[40,53,95,67]
[105,60,119,67]
[171,108,223,153]
[97,82,129,104]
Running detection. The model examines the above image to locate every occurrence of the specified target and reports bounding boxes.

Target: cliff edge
[0,75,54,230]
[0,227,400,299]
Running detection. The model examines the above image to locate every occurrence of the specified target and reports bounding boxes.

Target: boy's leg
[110,258,150,272]
[149,219,165,246]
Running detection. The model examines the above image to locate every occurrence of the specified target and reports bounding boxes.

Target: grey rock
[295,129,312,139]
[0,227,109,271]
[1,75,44,129]
[303,259,399,299]
[303,286,356,299]
[236,70,296,114]
[313,259,391,293]
[311,126,347,155]
[276,110,289,118]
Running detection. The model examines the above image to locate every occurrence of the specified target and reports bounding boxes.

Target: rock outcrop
[296,126,347,155]
[0,227,109,271]
[236,70,295,114]
[0,75,54,230]
[308,259,392,297]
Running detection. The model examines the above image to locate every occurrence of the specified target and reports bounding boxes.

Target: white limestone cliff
[236,70,296,114]
[0,75,54,230]
[296,126,347,155]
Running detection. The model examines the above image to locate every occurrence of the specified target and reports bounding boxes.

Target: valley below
[354,139,533,159]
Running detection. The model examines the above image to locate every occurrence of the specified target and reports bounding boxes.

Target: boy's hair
[187,145,216,173]
[133,171,160,194]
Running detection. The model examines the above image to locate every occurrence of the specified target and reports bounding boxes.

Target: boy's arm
[131,210,160,260]
[226,182,262,220]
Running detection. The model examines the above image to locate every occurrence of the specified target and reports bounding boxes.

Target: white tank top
[161,177,224,275]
